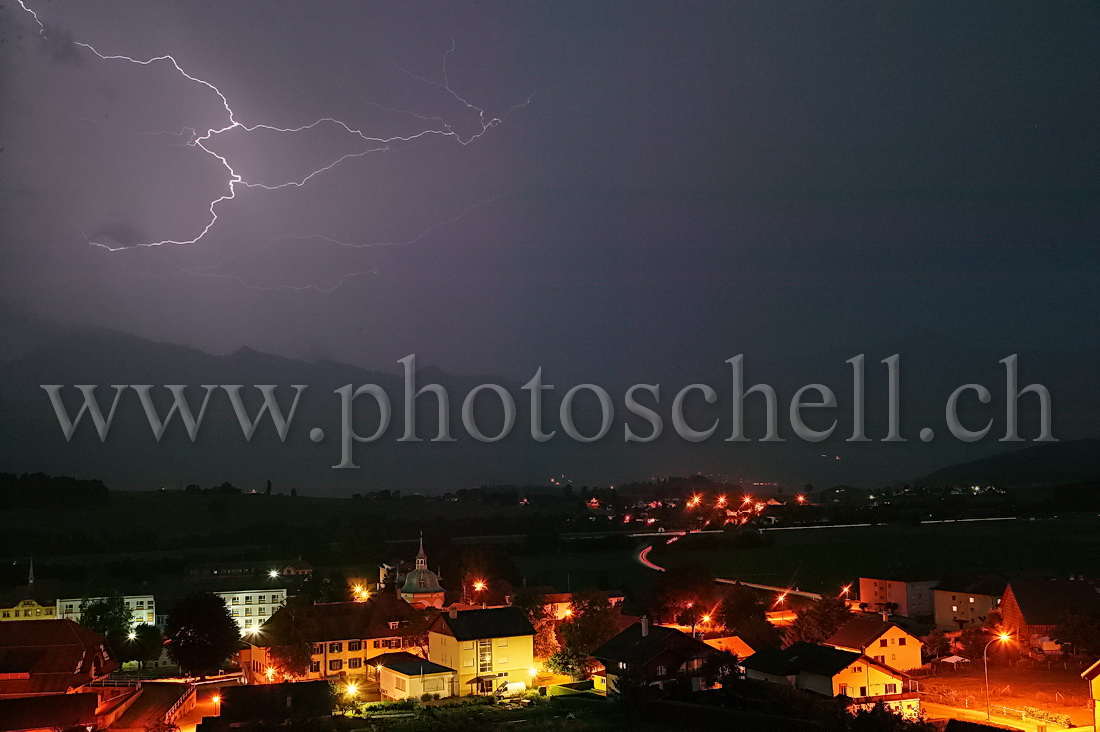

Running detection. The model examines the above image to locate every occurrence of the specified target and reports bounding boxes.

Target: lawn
[920,660,1094,727]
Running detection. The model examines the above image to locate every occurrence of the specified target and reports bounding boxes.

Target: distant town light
[127,631,137,641]
[473,580,487,592]
[269,569,279,579]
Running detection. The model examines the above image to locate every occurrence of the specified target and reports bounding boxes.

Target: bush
[1022,707,1071,727]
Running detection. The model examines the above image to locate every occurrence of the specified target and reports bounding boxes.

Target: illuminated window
[656,665,666,676]
[329,642,343,653]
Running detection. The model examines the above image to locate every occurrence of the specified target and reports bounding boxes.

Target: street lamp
[212,694,221,715]
[983,633,1012,721]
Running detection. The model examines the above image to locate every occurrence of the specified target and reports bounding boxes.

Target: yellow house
[742,642,919,718]
[376,651,457,700]
[0,565,58,622]
[1082,658,1100,731]
[240,591,428,684]
[428,607,535,696]
[824,616,923,671]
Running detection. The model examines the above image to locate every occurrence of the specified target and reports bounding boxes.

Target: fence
[165,684,198,724]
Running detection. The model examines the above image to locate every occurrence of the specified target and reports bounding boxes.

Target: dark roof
[826,616,912,650]
[593,622,715,667]
[0,693,98,731]
[220,680,331,723]
[258,592,425,645]
[374,651,454,676]
[934,576,1007,597]
[743,642,860,677]
[434,607,534,641]
[1,579,62,606]
[1005,579,1100,626]
[0,619,118,695]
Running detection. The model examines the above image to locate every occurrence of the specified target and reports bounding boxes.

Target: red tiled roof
[0,619,117,695]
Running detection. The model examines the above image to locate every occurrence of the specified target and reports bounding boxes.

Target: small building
[824,616,923,671]
[375,651,457,700]
[999,578,1100,653]
[742,641,918,717]
[1,564,58,623]
[858,576,937,618]
[592,618,718,694]
[932,577,1005,631]
[428,607,535,696]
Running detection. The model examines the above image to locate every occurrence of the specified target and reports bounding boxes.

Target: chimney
[881,610,889,622]
[449,606,458,619]
[641,615,649,637]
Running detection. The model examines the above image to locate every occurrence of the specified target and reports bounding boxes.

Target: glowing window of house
[952,605,958,612]
[259,596,266,604]
[389,621,400,630]
[478,639,493,673]
[656,665,666,676]
[232,597,239,605]
[969,597,975,603]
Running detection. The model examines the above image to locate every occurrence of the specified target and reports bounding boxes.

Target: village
[2,487,1098,732]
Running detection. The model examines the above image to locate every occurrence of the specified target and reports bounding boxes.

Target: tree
[165,593,240,676]
[922,629,950,661]
[79,594,133,642]
[263,598,314,678]
[1054,611,1100,657]
[546,648,590,680]
[649,561,717,624]
[122,624,164,669]
[556,594,621,678]
[785,595,852,645]
[511,589,560,660]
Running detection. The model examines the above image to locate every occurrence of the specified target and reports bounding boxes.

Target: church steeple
[415,532,427,570]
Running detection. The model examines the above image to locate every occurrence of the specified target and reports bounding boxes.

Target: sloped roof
[374,651,454,676]
[433,608,534,641]
[825,616,915,651]
[743,642,860,678]
[593,622,714,667]
[0,619,117,695]
[1005,579,1100,626]
[934,575,1007,597]
[259,592,424,644]
[0,692,98,731]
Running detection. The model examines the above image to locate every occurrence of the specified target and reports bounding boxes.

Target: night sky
[2,2,1098,438]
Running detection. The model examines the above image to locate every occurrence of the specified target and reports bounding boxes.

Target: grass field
[647,515,1100,594]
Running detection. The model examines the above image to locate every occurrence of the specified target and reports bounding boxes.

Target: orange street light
[984,633,1013,721]
[473,580,487,592]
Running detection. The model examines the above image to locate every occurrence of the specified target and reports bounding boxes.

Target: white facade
[217,588,288,634]
[56,594,156,627]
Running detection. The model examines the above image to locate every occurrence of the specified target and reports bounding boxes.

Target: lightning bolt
[16,1,530,290]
